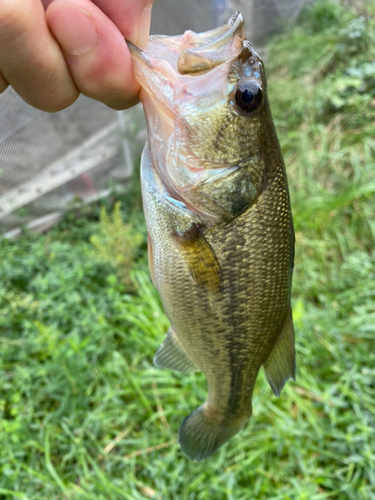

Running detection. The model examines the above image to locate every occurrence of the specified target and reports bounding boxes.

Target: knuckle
[0,2,37,52]
[0,1,25,34]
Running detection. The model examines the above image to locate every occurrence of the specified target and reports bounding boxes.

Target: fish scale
[128,11,295,462]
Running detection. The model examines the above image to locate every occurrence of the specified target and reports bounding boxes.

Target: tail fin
[178,405,248,462]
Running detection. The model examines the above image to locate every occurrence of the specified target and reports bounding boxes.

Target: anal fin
[154,328,199,373]
[263,307,295,397]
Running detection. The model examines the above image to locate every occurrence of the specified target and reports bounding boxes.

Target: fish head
[128,13,271,221]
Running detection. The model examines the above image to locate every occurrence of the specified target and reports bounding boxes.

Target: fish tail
[178,404,249,462]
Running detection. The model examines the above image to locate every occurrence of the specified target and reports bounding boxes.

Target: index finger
[0,0,78,110]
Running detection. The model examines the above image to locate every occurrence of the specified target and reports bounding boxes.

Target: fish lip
[148,11,244,48]
[177,12,245,76]
[126,40,152,67]
[228,11,243,27]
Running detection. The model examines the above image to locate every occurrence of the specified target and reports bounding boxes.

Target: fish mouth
[175,12,245,75]
[126,12,248,102]
[127,12,245,76]
[126,13,264,112]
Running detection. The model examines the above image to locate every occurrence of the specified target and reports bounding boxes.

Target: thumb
[91,0,154,48]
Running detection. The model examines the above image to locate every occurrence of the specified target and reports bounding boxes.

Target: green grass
[1,1,375,498]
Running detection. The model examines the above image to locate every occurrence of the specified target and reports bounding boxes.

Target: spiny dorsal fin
[263,307,295,397]
[173,223,221,294]
[154,327,199,373]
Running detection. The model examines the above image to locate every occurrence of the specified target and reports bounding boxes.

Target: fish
[127,12,295,462]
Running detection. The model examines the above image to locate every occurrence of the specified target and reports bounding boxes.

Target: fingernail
[49,3,98,55]
[136,4,153,49]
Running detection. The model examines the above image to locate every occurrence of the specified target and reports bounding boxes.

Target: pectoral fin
[173,223,221,294]
[154,327,199,373]
[263,307,295,397]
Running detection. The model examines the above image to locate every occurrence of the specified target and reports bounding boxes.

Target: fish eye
[234,81,262,113]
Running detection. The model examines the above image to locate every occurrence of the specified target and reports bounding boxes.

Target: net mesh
[0,88,146,235]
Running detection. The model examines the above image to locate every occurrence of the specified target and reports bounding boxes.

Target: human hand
[0,0,153,111]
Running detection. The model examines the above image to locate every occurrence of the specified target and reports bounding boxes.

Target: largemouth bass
[127,12,295,462]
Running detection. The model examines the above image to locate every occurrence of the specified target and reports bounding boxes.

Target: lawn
[0,1,374,498]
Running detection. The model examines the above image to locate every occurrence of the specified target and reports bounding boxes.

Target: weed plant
[90,202,144,290]
[0,1,374,498]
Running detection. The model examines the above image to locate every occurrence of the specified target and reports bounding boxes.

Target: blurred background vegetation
[0,1,374,498]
